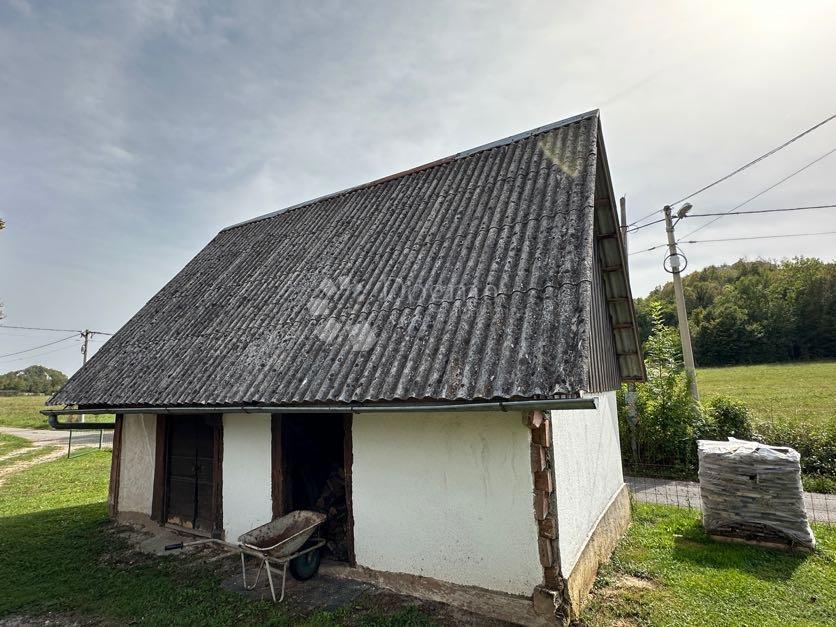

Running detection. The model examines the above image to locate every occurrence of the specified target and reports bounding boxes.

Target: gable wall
[551,391,623,575]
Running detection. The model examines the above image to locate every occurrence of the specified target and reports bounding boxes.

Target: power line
[0,324,113,336]
[685,203,836,217]
[679,146,836,239]
[0,334,78,359]
[626,111,836,228]
[682,230,836,244]
[630,228,836,255]
[0,342,82,365]
[0,324,82,333]
[669,113,836,206]
[628,203,836,233]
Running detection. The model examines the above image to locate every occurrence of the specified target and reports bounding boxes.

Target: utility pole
[663,205,700,401]
[79,330,91,424]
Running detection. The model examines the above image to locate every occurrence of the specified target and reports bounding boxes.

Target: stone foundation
[564,483,631,616]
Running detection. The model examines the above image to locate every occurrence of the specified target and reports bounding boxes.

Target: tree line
[0,365,68,394]
[635,258,836,367]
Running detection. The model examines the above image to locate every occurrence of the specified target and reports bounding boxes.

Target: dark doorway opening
[277,413,352,563]
[162,414,222,535]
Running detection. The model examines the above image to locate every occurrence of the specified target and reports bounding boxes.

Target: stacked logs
[698,439,816,549]
[315,466,349,561]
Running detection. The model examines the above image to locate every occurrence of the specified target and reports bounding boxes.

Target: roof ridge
[222,109,599,232]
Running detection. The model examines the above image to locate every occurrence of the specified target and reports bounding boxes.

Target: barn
[47,109,644,620]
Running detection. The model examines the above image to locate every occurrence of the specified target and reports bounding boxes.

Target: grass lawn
[0,432,30,457]
[0,452,431,626]
[0,394,114,429]
[583,503,836,626]
[698,361,836,428]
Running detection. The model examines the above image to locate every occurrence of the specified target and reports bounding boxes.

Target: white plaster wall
[552,391,624,576]
[352,411,542,596]
[118,413,157,515]
[222,412,273,541]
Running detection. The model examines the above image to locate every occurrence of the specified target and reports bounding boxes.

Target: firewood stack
[315,465,349,561]
[698,438,816,550]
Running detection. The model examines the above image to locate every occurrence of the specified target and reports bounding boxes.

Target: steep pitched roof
[51,110,643,409]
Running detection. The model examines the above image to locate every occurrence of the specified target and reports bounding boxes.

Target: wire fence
[624,465,836,525]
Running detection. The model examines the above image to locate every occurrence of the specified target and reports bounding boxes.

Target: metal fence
[624,466,836,525]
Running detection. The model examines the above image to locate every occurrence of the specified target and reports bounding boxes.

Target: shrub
[702,396,753,440]
[753,419,836,481]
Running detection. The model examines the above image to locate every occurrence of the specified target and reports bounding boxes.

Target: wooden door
[165,415,216,532]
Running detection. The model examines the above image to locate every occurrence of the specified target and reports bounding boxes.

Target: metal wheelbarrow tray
[237,510,327,602]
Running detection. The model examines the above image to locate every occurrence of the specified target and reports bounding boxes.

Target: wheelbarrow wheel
[289,546,321,581]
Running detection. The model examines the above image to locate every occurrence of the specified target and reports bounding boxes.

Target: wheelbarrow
[237,510,327,602]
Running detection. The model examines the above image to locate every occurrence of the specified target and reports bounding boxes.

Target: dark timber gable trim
[587,121,646,390]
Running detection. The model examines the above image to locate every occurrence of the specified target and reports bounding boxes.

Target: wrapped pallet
[698,438,815,550]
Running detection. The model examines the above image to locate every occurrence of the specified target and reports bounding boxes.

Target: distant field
[0,395,114,430]
[698,361,836,428]
[0,395,53,429]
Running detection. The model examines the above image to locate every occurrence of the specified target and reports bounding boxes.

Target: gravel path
[626,475,836,524]
[0,426,113,448]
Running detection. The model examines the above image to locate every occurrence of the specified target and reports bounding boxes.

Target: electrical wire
[0,324,113,336]
[0,334,79,358]
[0,342,81,364]
[0,324,82,333]
[679,146,836,239]
[669,113,836,206]
[628,203,836,233]
[684,203,836,217]
[682,230,836,244]
[630,228,836,255]
[626,112,836,228]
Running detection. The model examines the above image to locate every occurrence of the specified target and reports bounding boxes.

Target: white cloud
[1,0,835,375]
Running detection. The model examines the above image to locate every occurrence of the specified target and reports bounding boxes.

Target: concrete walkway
[626,475,836,524]
[0,426,113,449]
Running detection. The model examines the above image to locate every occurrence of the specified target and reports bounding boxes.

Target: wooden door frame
[151,413,224,538]
[271,413,355,566]
[107,413,124,518]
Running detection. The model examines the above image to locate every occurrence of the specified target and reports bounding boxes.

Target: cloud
[1,0,835,375]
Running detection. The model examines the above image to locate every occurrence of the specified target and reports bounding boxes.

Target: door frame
[151,414,224,539]
[271,413,355,566]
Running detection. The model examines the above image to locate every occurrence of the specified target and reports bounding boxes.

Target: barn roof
[51,109,643,409]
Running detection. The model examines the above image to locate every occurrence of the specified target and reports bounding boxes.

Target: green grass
[0,432,30,457]
[0,394,114,430]
[0,395,54,429]
[698,361,836,428]
[0,445,58,470]
[583,503,836,626]
[0,452,432,626]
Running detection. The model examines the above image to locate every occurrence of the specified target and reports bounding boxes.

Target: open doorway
[274,413,353,563]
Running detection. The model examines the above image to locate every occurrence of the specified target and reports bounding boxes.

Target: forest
[635,258,836,366]
[0,365,68,395]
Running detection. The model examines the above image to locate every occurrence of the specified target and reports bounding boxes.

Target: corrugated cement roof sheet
[51,109,634,408]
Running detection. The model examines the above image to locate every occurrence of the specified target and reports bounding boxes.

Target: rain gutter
[42,397,596,428]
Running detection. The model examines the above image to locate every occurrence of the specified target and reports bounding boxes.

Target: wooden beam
[271,415,284,519]
[107,414,124,518]
[343,414,356,567]
[211,415,224,539]
[151,415,168,524]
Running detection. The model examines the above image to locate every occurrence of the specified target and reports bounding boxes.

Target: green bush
[753,419,836,481]
[620,302,835,493]
[702,396,753,440]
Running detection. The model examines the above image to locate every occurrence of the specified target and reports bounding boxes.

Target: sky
[1,0,836,376]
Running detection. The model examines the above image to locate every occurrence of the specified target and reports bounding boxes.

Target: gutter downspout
[43,397,596,426]
[47,414,117,430]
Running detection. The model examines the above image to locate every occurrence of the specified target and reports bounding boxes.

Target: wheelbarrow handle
[164,542,184,551]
